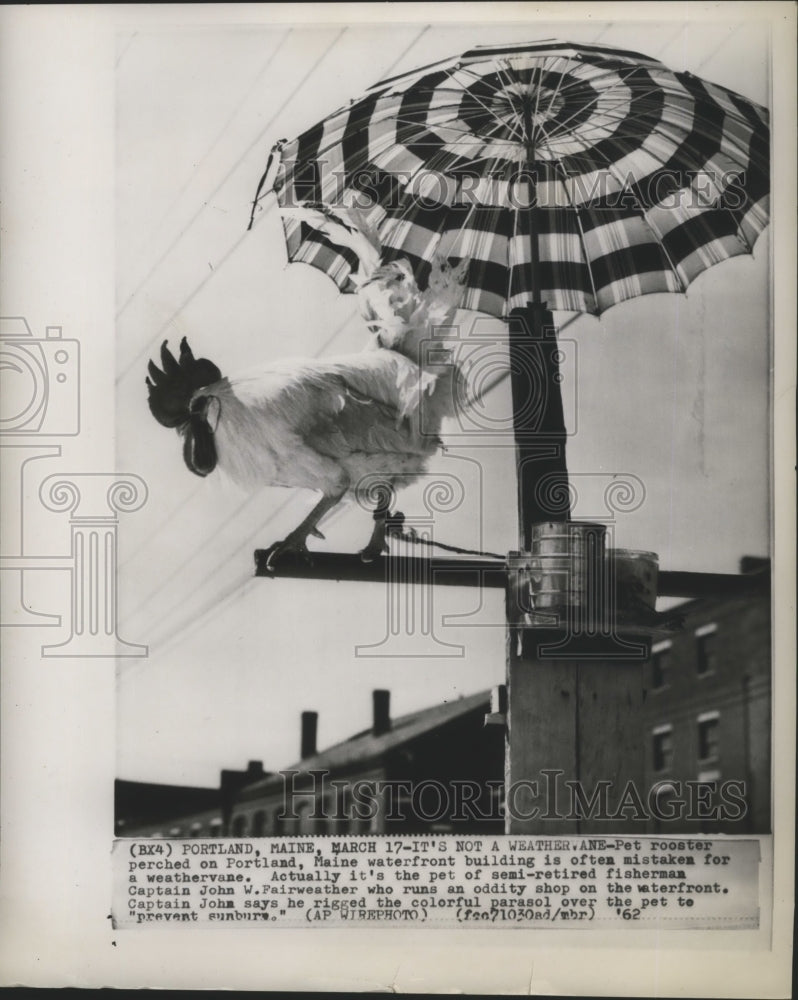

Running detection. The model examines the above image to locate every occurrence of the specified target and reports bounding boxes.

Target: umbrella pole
[503,125,645,837]
[508,125,571,546]
[504,306,648,835]
[508,302,570,549]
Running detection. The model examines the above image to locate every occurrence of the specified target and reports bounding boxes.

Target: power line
[116,27,595,638]
[119,26,437,623]
[116,28,293,318]
[120,23,746,670]
[116,26,349,386]
[116,23,433,387]
[119,495,353,678]
[119,303,360,604]
[115,32,138,70]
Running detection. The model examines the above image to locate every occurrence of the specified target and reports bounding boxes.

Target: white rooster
[146,207,468,569]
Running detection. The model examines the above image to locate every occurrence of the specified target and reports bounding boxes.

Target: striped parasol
[253,39,769,318]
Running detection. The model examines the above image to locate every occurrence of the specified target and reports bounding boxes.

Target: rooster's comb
[146,338,222,429]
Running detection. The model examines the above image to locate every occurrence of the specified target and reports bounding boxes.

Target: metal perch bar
[255,550,768,599]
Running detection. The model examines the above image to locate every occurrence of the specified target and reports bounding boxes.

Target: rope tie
[385,512,504,560]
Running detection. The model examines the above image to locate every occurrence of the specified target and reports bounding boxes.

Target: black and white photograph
[0,2,794,994]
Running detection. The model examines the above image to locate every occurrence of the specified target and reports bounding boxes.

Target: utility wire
[116,28,293,319]
[117,24,432,386]
[120,26,434,611]
[116,26,349,386]
[121,22,741,668]
[120,309,358,619]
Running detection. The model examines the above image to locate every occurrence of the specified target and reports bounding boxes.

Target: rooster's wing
[213,351,441,495]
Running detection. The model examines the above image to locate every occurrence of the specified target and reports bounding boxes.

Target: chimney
[301,711,318,759]
[372,690,391,736]
[740,556,770,575]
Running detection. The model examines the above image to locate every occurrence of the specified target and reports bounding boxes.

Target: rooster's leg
[264,490,345,572]
[359,485,398,563]
[359,509,388,564]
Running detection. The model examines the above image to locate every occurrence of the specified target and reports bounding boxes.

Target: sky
[114,12,772,788]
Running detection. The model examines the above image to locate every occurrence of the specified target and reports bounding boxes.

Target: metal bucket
[528,521,607,609]
[608,548,659,612]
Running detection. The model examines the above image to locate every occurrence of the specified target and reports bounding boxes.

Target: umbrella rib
[558,81,695,139]
[507,165,523,311]
[491,55,522,99]
[546,103,761,181]
[554,126,643,196]
[552,160,600,310]
[637,210,688,294]
[387,116,518,145]
[372,89,525,145]
[534,62,661,101]
[494,54,539,147]
[543,113,675,147]
[360,103,519,145]
[542,90,689,145]
[561,137,690,294]
[451,66,533,146]
[448,62,518,97]
[280,108,467,199]
[560,121,758,236]
[277,43,767,319]
[536,93,634,148]
[542,99,666,142]
[383,109,527,155]
[531,57,585,151]
[539,55,571,113]
[385,128,479,219]
[283,112,518,207]
[284,96,472,168]
[441,64,525,141]
[392,58,764,139]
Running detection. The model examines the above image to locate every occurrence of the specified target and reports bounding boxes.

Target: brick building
[641,561,771,833]
[116,689,505,837]
[116,565,771,838]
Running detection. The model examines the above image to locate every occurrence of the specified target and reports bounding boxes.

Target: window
[490,781,506,820]
[652,725,673,772]
[189,822,202,838]
[330,786,352,832]
[651,640,672,689]
[298,803,313,835]
[650,780,680,832]
[231,814,248,838]
[695,623,717,675]
[252,810,266,837]
[208,819,222,838]
[697,712,720,763]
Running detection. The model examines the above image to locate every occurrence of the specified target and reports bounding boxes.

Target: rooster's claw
[264,535,314,573]
[359,542,388,564]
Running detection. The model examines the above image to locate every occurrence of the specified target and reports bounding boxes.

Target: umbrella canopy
[257,39,769,318]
